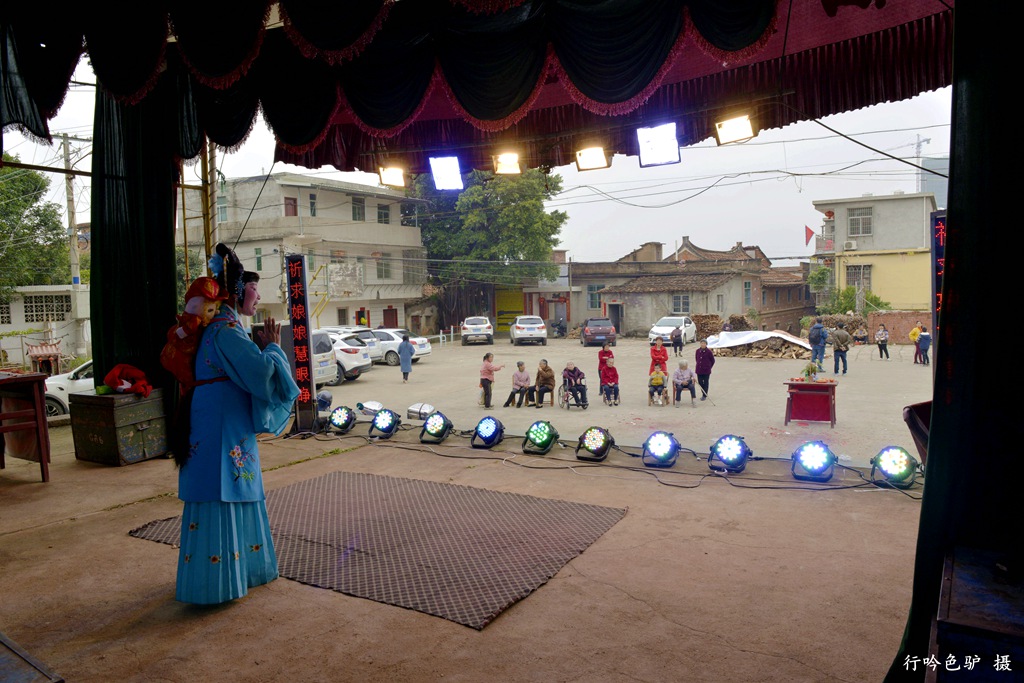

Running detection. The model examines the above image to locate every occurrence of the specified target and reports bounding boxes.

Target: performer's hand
[259,317,282,346]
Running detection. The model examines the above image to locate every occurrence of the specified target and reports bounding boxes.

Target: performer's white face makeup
[240,282,260,316]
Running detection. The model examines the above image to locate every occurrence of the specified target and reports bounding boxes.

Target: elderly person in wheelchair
[560,361,589,409]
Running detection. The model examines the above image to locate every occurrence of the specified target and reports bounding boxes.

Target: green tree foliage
[0,153,70,303]
[816,285,891,315]
[174,246,203,310]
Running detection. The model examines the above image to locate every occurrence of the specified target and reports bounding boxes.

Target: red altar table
[784,379,837,428]
[0,371,52,482]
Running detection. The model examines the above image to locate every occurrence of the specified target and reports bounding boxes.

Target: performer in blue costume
[175,243,299,604]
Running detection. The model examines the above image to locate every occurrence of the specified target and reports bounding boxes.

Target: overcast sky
[4,59,951,265]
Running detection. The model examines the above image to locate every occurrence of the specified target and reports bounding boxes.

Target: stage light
[429,156,464,190]
[575,146,609,171]
[420,411,453,444]
[575,427,614,462]
[368,408,401,439]
[870,446,919,489]
[642,431,680,468]
[522,420,558,455]
[329,406,357,434]
[378,166,405,187]
[493,152,521,175]
[715,114,756,145]
[709,435,751,473]
[471,416,504,449]
[636,122,680,168]
[791,441,837,482]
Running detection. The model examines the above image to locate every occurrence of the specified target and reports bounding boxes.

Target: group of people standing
[812,318,933,368]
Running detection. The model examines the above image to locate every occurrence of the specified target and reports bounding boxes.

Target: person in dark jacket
[918,325,932,365]
[694,339,716,401]
[562,361,588,407]
[808,317,828,371]
[831,322,852,375]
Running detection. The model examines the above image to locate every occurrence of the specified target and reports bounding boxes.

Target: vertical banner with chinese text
[930,210,946,337]
[286,254,317,432]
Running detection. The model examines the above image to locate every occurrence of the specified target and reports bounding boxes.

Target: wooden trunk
[70,388,168,466]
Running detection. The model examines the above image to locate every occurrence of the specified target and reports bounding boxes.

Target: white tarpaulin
[706,330,811,350]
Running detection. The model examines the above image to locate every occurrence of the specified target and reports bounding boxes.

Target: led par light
[329,406,357,434]
[708,435,751,473]
[642,431,680,468]
[575,427,614,462]
[419,412,453,444]
[471,416,504,449]
[870,446,919,489]
[368,408,401,439]
[522,420,558,455]
[791,441,837,482]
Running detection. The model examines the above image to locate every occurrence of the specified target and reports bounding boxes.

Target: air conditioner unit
[844,240,858,250]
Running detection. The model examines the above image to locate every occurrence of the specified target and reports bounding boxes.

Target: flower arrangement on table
[791,362,831,382]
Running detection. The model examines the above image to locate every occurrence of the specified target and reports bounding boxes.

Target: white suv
[461,316,494,345]
[509,316,547,346]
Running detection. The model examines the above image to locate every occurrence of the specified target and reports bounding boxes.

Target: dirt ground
[1,339,932,682]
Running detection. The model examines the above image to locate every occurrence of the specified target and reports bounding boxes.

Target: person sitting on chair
[562,361,588,407]
[672,360,697,407]
[649,367,667,405]
[527,359,556,408]
[600,357,620,406]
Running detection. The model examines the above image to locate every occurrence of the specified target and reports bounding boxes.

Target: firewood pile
[567,326,581,339]
[692,314,753,340]
[712,335,813,359]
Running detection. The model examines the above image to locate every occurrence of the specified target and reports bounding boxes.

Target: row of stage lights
[329,406,921,489]
[376,115,758,190]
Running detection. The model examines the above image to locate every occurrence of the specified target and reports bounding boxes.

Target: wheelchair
[558,379,589,410]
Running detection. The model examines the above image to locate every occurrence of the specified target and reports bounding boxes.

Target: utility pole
[62,133,91,357]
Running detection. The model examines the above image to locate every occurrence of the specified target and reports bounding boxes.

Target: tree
[816,285,890,315]
[0,153,70,303]
[410,168,567,324]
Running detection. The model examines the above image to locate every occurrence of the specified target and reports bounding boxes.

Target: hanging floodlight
[368,408,401,439]
[492,152,521,175]
[419,411,453,444]
[378,166,405,188]
[642,431,680,468]
[575,146,610,171]
[714,114,756,145]
[791,441,837,482]
[429,156,464,190]
[709,435,751,473]
[575,427,614,462]
[869,446,919,489]
[329,406,357,434]
[471,416,504,449]
[522,420,559,455]
[636,122,680,168]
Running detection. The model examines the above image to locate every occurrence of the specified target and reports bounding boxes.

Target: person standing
[600,357,620,405]
[176,243,300,605]
[918,326,932,365]
[875,323,890,359]
[503,361,532,408]
[832,322,852,375]
[397,334,415,383]
[694,339,715,401]
[649,337,669,373]
[479,353,504,409]
[670,326,683,357]
[672,360,697,407]
[909,321,923,364]
[808,317,828,371]
[529,359,556,408]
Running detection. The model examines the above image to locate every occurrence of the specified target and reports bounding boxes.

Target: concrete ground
[1,339,933,682]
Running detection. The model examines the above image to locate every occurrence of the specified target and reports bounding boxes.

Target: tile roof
[599,272,734,294]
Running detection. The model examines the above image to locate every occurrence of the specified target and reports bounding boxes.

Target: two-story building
[811,191,936,311]
[0,285,91,369]
[177,173,428,329]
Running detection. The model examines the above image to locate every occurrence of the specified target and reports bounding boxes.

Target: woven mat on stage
[130,471,626,629]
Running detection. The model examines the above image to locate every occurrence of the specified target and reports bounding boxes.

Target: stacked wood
[712,336,813,360]
[567,326,581,339]
[692,314,753,340]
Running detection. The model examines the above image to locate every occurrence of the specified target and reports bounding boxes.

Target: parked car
[324,332,374,385]
[460,316,494,345]
[44,359,95,416]
[509,316,547,346]
[648,316,698,345]
[254,323,339,387]
[319,325,384,363]
[372,328,432,365]
[579,317,617,346]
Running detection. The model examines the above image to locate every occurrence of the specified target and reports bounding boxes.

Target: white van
[251,322,339,387]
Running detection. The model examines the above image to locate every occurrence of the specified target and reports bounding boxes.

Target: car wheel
[542,338,547,346]
[487,336,493,345]
[411,358,420,363]
[45,397,67,417]
[612,340,617,346]
[513,338,519,346]
[324,363,344,386]
[344,373,359,381]
[461,337,467,346]
[385,351,400,366]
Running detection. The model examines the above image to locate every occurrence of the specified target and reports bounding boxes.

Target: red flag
[805,225,814,246]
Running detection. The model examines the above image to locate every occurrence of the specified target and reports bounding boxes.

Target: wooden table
[784,379,837,428]
[0,372,52,482]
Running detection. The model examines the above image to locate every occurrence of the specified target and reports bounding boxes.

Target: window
[762,290,767,306]
[848,207,872,236]
[0,301,10,325]
[284,197,298,216]
[352,197,365,221]
[337,308,348,325]
[587,284,603,309]
[775,290,780,304]
[309,193,317,217]
[306,248,316,271]
[672,294,690,313]
[716,294,724,312]
[330,249,346,264]
[846,264,873,291]
[376,252,392,279]
[788,290,792,302]
[254,247,262,271]
[743,282,751,306]
[23,294,72,322]
[377,203,390,224]
[216,195,227,222]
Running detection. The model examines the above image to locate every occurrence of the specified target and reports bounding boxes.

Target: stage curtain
[169,0,272,88]
[0,22,49,144]
[4,13,84,119]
